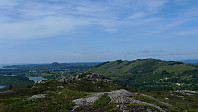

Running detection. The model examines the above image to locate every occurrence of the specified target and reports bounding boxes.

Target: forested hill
[90,58,198,91]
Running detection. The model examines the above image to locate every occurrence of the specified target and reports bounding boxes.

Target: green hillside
[0,73,120,112]
[90,58,198,91]
[1,72,198,112]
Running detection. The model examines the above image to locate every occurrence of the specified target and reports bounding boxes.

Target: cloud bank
[0,0,197,40]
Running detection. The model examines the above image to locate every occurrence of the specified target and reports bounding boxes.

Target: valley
[0,59,198,111]
[0,72,198,111]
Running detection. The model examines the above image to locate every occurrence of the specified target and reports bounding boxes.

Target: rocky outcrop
[72,89,168,112]
[0,90,14,94]
[36,80,46,84]
[139,93,172,107]
[60,72,112,83]
[72,95,100,110]
[174,90,198,95]
[27,94,46,101]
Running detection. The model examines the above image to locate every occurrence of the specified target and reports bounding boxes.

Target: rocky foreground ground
[2,72,197,111]
[72,89,170,112]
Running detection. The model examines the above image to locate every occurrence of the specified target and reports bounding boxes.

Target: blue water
[0,64,12,69]
[0,77,47,89]
[4,74,16,76]
[0,86,6,89]
[28,77,47,82]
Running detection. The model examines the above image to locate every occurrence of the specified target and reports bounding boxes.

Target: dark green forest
[0,76,34,88]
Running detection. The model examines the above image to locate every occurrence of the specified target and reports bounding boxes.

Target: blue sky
[0,0,198,64]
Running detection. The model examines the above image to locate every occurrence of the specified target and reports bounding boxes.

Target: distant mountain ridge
[180,59,198,64]
[90,58,198,91]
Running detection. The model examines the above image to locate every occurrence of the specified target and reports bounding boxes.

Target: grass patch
[92,95,111,108]
[11,100,32,106]
[128,103,159,111]
[129,95,165,107]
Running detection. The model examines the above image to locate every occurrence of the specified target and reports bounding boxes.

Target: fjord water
[0,86,6,89]
[4,74,16,76]
[0,64,17,70]
[0,64,7,69]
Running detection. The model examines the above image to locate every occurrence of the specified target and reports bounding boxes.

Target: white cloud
[104,28,117,32]
[128,12,146,20]
[0,16,92,39]
[175,29,198,36]
[0,0,196,40]
[0,0,17,8]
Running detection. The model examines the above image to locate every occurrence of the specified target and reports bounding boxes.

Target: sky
[0,0,198,64]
